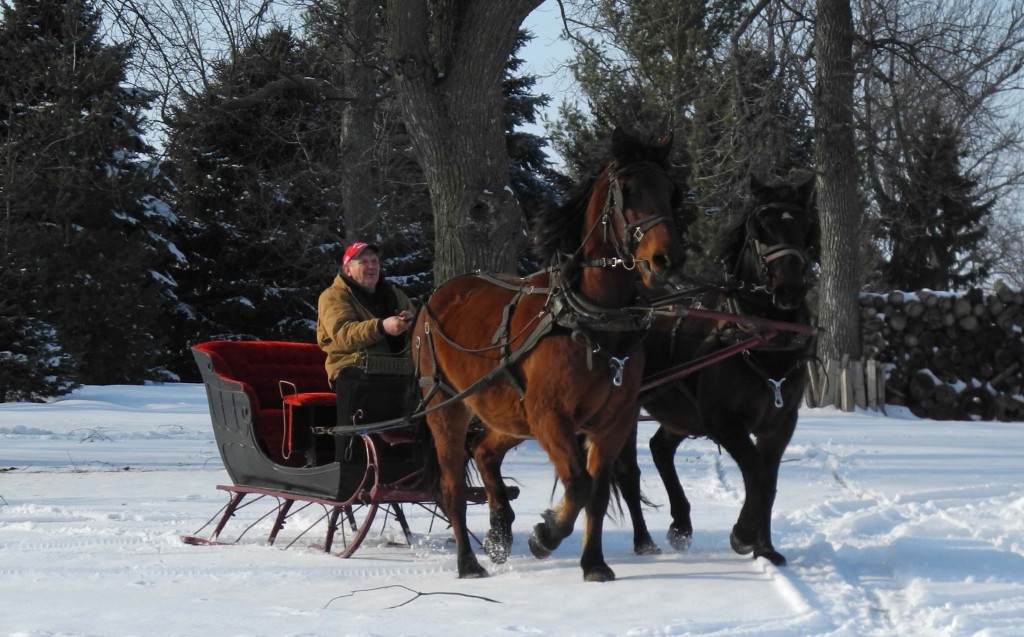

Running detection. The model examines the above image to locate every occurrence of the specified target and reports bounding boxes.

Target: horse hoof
[457,555,489,578]
[583,564,616,582]
[729,529,755,555]
[458,563,489,578]
[635,537,662,555]
[528,532,552,557]
[483,528,513,564]
[666,527,693,552]
[757,549,787,567]
[528,522,561,561]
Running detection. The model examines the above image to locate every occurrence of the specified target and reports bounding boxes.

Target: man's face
[343,250,380,292]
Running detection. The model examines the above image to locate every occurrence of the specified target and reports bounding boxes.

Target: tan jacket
[316,274,413,382]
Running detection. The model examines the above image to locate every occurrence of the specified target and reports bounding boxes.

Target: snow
[3,385,1024,636]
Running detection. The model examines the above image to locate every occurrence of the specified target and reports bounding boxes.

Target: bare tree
[857,0,1024,268]
[99,0,285,129]
[982,200,1024,289]
[384,0,543,281]
[815,0,864,368]
[301,0,384,240]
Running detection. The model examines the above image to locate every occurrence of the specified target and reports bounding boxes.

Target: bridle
[574,161,677,274]
[737,201,812,294]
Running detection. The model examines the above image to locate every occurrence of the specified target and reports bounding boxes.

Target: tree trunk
[812,0,862,402]
[384,0,541,283]
[339,0,380,240]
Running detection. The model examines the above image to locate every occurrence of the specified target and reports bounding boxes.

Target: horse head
[727,173,817,311]
[598,126,688,292]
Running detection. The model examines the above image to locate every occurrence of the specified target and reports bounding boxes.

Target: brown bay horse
[616,174,817,566]
[411,127,686,581]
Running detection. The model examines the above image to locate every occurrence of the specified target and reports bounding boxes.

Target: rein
[638,198,818,399]
[319,159,677,436]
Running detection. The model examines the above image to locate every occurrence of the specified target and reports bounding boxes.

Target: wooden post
[839,354,853,412]
[820,358,840,408]
[866,359,878,409]
[806,360,824,406]
[865,359,886,413]
[849,358,867,409]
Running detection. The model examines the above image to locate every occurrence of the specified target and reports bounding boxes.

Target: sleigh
[183,340,516,557]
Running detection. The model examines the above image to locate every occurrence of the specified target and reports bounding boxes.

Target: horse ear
[749,174,771,201]
[794,170,815,201]
[653,132,674,164]
[611,125,634,160]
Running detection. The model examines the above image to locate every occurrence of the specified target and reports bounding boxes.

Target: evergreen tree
[875,109,993,290]
[506,31,569,227]
[551,1,813,277]
[161,22,562,381]
[0,0,175,390]
[162,27,347,378]
[0,266,79,401]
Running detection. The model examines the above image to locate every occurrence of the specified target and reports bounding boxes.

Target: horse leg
[712,418,780,565]
[577,415,638,582]
[614,426,662,555]
[526,424,592,561]
[747,425,796,566]
[580,465,616,581]
[649,425,692,550]
[470,428,520,564]
[426,403,487,578]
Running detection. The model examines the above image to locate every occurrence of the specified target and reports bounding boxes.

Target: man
[316,241,414,385]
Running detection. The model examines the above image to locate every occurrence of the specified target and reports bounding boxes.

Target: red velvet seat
[194,341,332,466]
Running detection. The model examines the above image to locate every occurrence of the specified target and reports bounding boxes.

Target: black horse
[616,174,817,566]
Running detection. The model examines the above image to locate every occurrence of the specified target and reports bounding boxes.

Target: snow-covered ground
[2,384,1023,636]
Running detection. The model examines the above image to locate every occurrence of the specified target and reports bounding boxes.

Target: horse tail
[608,438,660,523]
[414,418,442,492]
[413,416,476,493]
[572,434,657,523]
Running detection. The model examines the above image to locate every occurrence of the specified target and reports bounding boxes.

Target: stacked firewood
[861,282,1024,421]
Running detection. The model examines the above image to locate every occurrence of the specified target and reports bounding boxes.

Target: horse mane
[713,212,750,270]
[531,172,600,264]
[531,128,675,264]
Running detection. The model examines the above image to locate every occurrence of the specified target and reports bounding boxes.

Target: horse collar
[548,281,654,333]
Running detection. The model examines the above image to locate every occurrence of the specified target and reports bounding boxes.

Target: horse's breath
[411,127,686,581]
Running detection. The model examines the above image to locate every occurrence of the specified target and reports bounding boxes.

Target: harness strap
[571,329,597,370]
[739,350,807,409]
[493,289,524,345]
[476,270,551,294]
[758,244,806,265]
[319,311,559,436]
[493,289,527,399]
[721,295,815,352]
